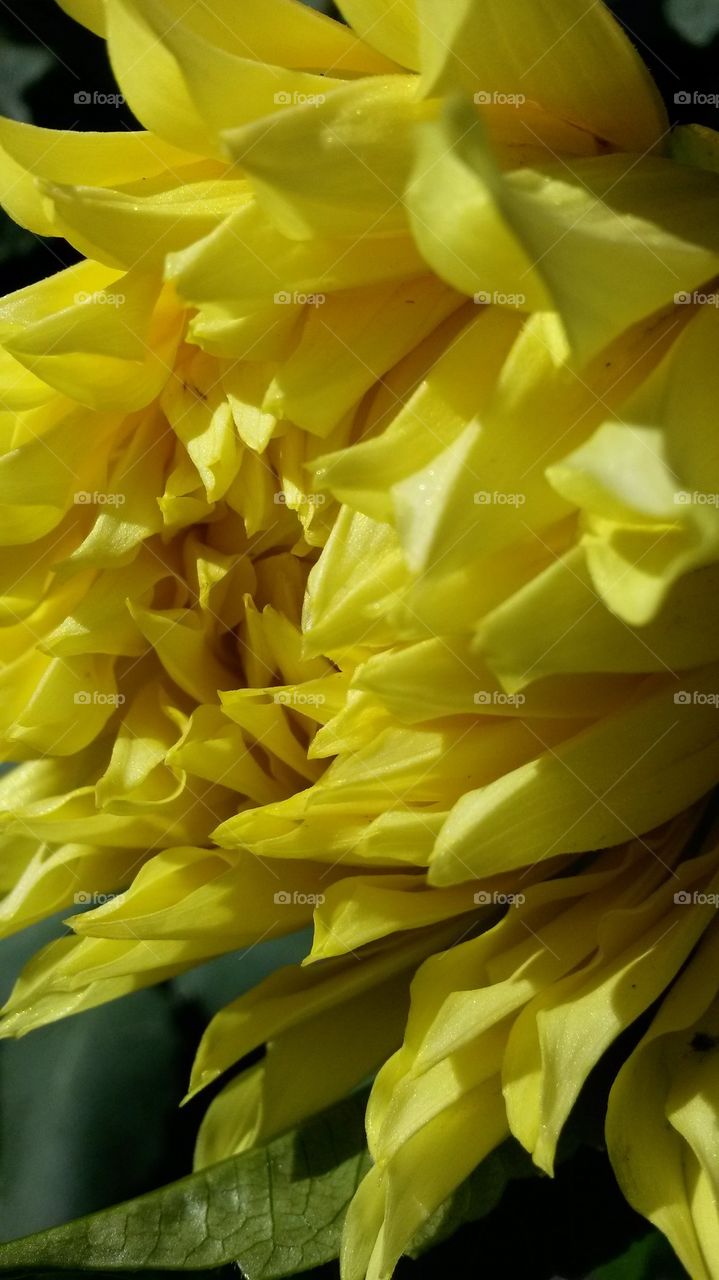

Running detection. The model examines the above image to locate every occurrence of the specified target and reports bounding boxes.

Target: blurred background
[0,1,716,1275]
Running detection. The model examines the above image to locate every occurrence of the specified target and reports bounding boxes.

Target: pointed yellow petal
[505,846,719,1174]
[195,969,409,1163]
[309,874,478,960]
[265,277,462,437]
[607,919,719,1280]
[224,75,425,239]
[168,200,425,313]
[42,176,248,270]
[476,550,719,690]
[189,927,451,1097]
[56,0,105,35]
[334,0,419,68]
[0,841,139,939]
[2,267,183,412]
[0,114,209,234]
[408,101,719,363]
[417,0,666,151]
[430,666,719,883]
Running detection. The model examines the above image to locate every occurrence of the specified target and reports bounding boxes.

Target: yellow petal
[476,550,719,690]
[68,847,330,946]
[195,968,409,1163]
[0,841,141,940]
[42,177,249,270]
[0,113,210,234]
[417,0,666,151]
[168,200,425,313]
[408,101,719,363]
[607,918,719,1280]
[266,276,462,438]
[334,0,419,69]
[189,926,453,1097]
[312,307,519,523]
[505,843,719,1173]
[94,680,184,812]
[2,266,182,412]
[1,934,215,1038]
[104,0,394,157]
[129,603,236,704]
[671,124,719,176]
[309,873,478,960]
[430,666,719,883]
[56,0,105,35]
[224,75,426,239]
[166,704,288,805]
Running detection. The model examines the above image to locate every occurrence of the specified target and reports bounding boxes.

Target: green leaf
[0,914,194,1239]
[0,1091,371,1279]
[0,1271,239,1280]
[0,987,189,1239]
[591,1229,688,1279]
[408,1139,536,1259]
[664,0,719,45]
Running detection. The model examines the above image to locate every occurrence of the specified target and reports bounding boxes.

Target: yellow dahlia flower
[0,0,718,1276]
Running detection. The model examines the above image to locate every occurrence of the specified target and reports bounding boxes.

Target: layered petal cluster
[343,809,719,1278]
[0,0,718,1275]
